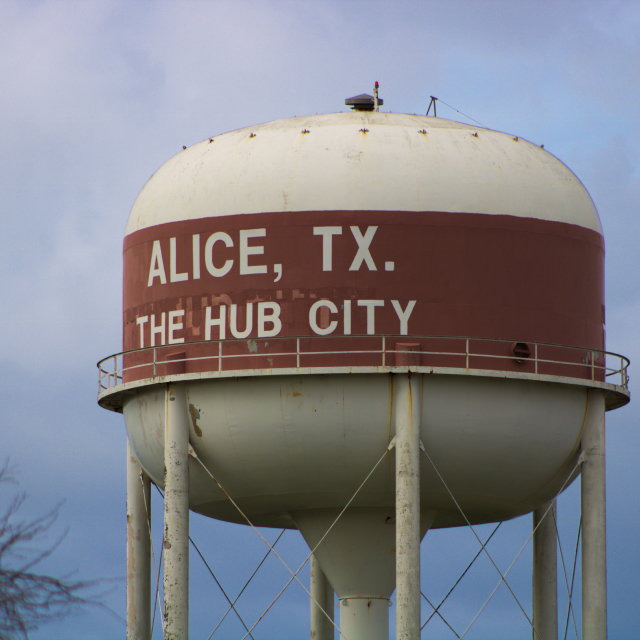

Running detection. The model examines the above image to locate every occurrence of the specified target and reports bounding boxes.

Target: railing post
[153,348,157,378]
[465,339,469,369]
[297,338,300,369]
[535,344,538,375]
[382,336,386,367]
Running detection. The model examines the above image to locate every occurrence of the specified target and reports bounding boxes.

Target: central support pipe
[395,373,422,640]
[164,383,190,640]
[310,554,334,640]
[341,598,389,640]
[581,389,607,640]
[127,441,151,640]
[532,500,557,640]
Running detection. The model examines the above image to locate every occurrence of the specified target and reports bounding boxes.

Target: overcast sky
[1,1,639,639]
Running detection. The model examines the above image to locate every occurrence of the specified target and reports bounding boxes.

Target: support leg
[581,389,607,640]
[164,383,190,640]
[127,441,151,640]
[395,373,422,640]
[532,500,557,640]
[310,554,334,640]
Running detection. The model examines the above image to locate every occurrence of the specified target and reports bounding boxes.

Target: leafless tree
[0,460,116,639]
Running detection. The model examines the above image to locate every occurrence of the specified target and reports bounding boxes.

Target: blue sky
[1,1,639,638]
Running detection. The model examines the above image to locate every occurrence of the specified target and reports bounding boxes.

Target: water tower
[98,90,629,640]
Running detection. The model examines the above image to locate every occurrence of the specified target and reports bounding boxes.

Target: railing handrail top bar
[97,334,630,369]
[101,350,623,371]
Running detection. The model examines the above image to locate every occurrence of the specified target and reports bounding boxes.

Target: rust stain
[188,403,203,437]
[292,391,302,397]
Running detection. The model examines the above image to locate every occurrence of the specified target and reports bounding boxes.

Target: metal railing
[98,334,630,394]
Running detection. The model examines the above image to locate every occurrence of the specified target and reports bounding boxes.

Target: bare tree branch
[0,460,121,639]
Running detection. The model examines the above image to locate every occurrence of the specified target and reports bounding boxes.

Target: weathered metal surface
[122,212,605,368]
[395,374,423,640]
[120,373,592,532]
[124,113,602,234]
[581,390,607,640]
[127,442,151,640]
[163,384,190,640]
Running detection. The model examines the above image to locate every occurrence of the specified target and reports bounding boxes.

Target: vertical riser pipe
[127,441,151,640]
[164,383,190,640]
[340,598,389,640]
[395,373,421,640]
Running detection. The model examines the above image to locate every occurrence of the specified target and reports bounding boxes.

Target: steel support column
[581,389,607,640]
[532,500,557,640]
[395,373,422,640]
[310,554,334,640]
[164,383,190,640]
[127,441,151,640]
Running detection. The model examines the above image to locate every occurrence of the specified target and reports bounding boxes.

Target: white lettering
[230,303,253,338]
[168,310,185,344]
[150,313,166,346]
[258,302,282,337]
[239,229,267,275]
[349,226,377,271]
[205,305,226,340]
[136,316,149,348]
[148,241,167,286]
[313,226,342,271]
[391,300,416,336]
[343,300,351,335]
[193,234,201,280]
[357,299,384,334]
[205,232,234,277]
[309,300,338,335]
[170,238,188,282]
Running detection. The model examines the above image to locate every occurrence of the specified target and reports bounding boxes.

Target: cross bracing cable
[189,535,256,640]
[140,474,164,637]
[151,483,255,639]
[421,522,502,633]
[419,446,542,638]
[563,521,582,640]
[554,507,580,639]
[421,591,461,638]
[453,457,584,639]
[191,442,393,640]
[206,529,285,640]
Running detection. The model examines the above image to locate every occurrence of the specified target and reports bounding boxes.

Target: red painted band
[122,210,604,380]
